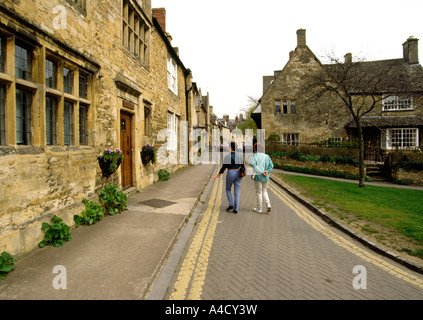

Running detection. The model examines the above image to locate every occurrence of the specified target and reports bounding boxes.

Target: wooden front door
[120,112,133,189]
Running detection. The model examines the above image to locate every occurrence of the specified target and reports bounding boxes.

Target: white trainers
[253,208,262,213]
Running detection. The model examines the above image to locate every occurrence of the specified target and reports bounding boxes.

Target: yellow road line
[268,182,423,289]
[169,176,222,300]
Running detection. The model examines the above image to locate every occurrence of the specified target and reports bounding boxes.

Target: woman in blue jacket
[249,143,273,213]
[211,141,245,214]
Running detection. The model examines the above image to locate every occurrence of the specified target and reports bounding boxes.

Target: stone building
[0,1,203,257]
[256,29,423,158]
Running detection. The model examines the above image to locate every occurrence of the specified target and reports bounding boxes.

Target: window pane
[16,88,32,145]
[45,96,57,145]
[64,101,73,145]
[0,86,5,145]
[275,100,281,114]
[79,104,88,145]
[290,101,296,114]
[15,44,32,81]
[46,59,57,89]
[283,100,288,114]
[79,74,88,98]
[0,37,5,73]
[63,67,73,94]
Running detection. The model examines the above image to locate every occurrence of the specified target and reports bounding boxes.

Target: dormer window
[382,95,413,111]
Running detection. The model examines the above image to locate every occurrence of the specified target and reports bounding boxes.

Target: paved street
[155,166,423,300]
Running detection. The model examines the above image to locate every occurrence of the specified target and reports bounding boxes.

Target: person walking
[211,141,245,214]
[249,143,274,213]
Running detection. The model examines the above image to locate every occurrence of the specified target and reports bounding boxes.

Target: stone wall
[0,0,189,258]
[271,156,360,178]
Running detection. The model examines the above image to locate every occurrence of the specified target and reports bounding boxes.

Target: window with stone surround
[167,56,177,94]
[382,128,419,150]
[122,0,150,67]
[167,112,178,151]
[282,133,299,145]
[275,100,281,115]
[275,99,296,115]
[382,95,413,111]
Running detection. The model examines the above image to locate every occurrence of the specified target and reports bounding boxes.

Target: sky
[151,0,423,119]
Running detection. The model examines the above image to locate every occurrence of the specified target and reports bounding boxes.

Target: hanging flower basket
[98,148,123,177]
[141,145,156,165]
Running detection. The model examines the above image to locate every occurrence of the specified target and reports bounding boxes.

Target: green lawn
[275,173,423,259]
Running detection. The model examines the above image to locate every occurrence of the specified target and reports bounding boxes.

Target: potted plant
[98,148,123,177]
[141,144,156,165]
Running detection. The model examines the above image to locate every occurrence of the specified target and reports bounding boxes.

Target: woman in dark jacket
[211,141,245,214]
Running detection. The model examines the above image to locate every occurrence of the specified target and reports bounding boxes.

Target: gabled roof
[323,58,423,93]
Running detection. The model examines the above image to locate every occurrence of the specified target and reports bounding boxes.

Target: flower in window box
[141,144,156,165]
[98,148,123,177]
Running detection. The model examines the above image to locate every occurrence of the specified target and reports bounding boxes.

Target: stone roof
[323,59,423,93]
[346,115,423,128]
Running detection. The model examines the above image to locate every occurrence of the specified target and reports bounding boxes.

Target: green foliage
[39,215,72,248]
[320,153,332,163]
[267,133,281,142]
[74,199,104,225]
[99,185,128,215]
[269,151,358,166]
[333,155,358,166]
[395,156,423,171]
[277,173,423,251]
[282,165,371,182]
[269,151,289,158]
[158,169,170,181]
[102,148,124,172]
[0,251,17,280]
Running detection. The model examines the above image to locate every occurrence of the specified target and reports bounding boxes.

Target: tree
[303,52,412,187]
[237,96,259,135]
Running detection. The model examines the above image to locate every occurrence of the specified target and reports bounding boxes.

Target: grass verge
[274,173,423,262]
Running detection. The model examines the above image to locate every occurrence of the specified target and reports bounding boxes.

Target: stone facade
[259,29,423,153]
[0,0,208,257]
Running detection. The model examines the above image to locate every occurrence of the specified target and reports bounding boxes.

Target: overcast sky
[152,0,423,119]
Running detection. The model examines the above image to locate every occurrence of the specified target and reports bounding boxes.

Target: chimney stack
[403,36,419,64]
[296,29,306,47]
[344,53,352,64]
[153,8,166,32]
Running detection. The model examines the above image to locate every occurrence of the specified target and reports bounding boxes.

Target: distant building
[256,29,423,156]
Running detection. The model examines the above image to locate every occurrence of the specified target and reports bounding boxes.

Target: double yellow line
[268,181,423,290]
[169,175,223,300]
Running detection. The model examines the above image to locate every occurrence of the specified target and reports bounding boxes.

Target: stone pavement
[0,163,215,300]
[152,168,423,300]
